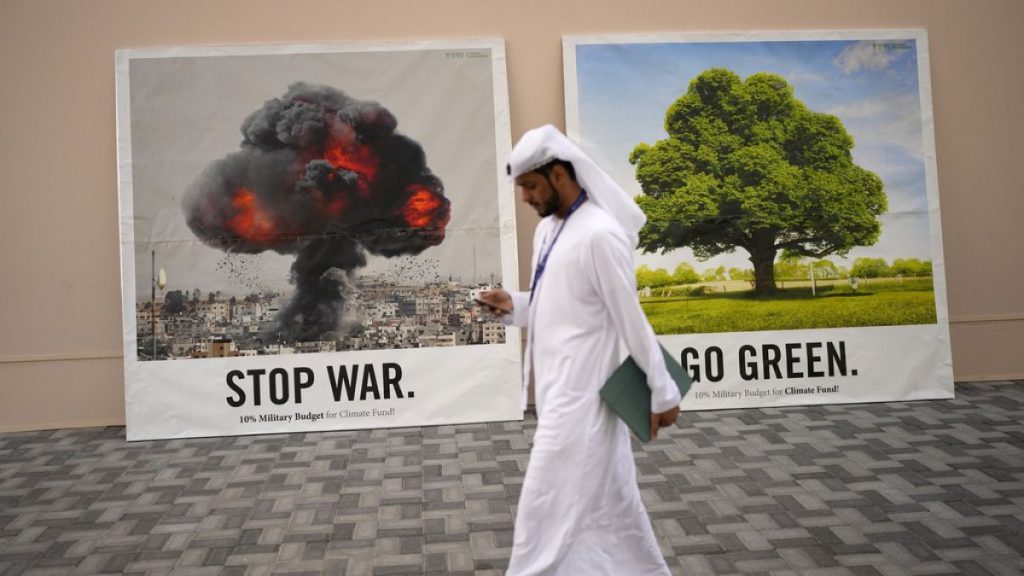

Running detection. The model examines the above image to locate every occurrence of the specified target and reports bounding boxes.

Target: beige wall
[2,0,1022,432]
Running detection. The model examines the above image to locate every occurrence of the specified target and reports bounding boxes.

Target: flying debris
[183,82,450,341]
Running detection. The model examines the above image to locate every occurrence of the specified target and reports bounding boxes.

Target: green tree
[672,262,701,284]
[701,265,727,282]
[630,68,887,295]
[892,258,932,277]
[811,259,840,279]
[636,265,655,289]
[637,265,672,289]
[774,255,807,281]
[728,267,754,282]
[851,257,890,278]
[649,267,673,288]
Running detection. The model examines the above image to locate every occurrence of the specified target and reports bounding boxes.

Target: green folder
[600,344,693,443]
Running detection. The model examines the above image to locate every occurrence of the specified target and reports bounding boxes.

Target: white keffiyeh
[508,124,646,249]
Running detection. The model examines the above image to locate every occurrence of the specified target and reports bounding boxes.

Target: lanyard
[529,190,587,303]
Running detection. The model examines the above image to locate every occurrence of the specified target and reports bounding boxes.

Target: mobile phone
[474,297,509,314]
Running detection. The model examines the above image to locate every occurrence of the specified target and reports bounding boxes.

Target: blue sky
[573,37,935,274]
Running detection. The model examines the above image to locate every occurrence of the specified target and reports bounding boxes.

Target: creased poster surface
[564,30,952,410]
[116,40,519,440]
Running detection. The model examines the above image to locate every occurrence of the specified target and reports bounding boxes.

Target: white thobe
[504,202,681,576]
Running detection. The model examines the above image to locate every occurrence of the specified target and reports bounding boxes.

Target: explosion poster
[564,30,953,410]
[115,41,520,440]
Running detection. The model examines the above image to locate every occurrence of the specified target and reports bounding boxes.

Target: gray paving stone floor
[1,381,1022,576]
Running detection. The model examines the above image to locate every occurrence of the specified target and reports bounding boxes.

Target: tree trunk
[748,235,778,296]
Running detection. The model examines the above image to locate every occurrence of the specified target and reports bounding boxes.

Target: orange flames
[227,187,279,244]
[323,121,380,193]
[324,142,379,180]
[402,187,447,228]
[324,197,348,216]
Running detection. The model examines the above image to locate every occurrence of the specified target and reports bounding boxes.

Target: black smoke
[183,82,450,342]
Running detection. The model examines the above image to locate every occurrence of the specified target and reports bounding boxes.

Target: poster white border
[115,39,520,440]
[564,30,952,410]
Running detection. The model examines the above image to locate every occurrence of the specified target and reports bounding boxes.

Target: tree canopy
[891,258,932,277]
[850,257,891,279]
[630,68,887,294]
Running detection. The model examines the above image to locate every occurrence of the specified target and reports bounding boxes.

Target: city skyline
[136,277,507,361]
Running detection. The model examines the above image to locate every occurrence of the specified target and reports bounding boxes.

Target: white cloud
[829,92,923,158]
[784,69,826,86]
[834,41,893,74]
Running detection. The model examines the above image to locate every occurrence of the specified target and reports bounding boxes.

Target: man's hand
[477,289,513,317]
[649,405,680,440]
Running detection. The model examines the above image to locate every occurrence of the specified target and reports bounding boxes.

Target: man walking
[479,125,681,575]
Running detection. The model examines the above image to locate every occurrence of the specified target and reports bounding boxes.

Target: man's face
[515,171,561,217]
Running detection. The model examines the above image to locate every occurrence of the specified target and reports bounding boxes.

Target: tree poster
[116,40,521,440]
[564,30,953,409]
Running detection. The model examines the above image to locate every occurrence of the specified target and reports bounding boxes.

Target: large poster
[116,40,520,440]
[565,30,952,409]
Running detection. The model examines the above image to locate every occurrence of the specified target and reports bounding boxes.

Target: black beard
[537,174,562,217]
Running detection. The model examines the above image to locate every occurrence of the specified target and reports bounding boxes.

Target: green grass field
[641,277,937,334]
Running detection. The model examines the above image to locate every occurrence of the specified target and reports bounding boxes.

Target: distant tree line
[636,256,932,289]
